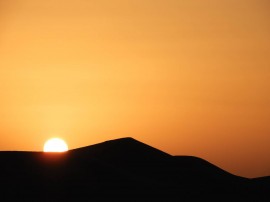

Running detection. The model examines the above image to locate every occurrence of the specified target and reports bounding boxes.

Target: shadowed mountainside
[0,137,269,201]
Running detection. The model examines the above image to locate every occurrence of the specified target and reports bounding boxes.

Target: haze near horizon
[0,0,269,178]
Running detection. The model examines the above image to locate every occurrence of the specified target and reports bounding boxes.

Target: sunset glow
[0,0,269,178]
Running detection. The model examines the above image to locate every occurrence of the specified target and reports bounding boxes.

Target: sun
[43,138,68,152]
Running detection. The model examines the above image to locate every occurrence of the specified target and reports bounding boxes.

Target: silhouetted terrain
[0,138,269,201]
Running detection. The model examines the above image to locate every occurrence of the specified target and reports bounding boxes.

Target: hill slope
[0,137,268,201]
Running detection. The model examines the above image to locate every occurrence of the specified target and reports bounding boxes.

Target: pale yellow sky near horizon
[0,0,269,177]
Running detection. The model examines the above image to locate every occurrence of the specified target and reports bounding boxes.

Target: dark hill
[70,137,171,162]
[0,137,269,201]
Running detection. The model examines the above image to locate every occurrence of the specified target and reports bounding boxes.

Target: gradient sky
[0,0,269,178]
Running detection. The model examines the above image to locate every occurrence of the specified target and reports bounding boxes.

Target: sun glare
[43,138,68,152]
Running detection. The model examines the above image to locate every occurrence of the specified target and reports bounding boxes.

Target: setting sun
[43,138,68,152]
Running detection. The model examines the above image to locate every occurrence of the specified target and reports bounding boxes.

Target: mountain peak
[71,137,171,163]
[103,137,137,143]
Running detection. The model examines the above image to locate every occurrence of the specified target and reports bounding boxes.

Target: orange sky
[0,0,269,178]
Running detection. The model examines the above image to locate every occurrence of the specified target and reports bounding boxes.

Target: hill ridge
[0,137,268,200]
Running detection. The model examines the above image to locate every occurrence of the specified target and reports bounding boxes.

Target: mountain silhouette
[0,137,269,201]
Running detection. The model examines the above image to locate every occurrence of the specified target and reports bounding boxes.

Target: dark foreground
[0,138,269,201]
